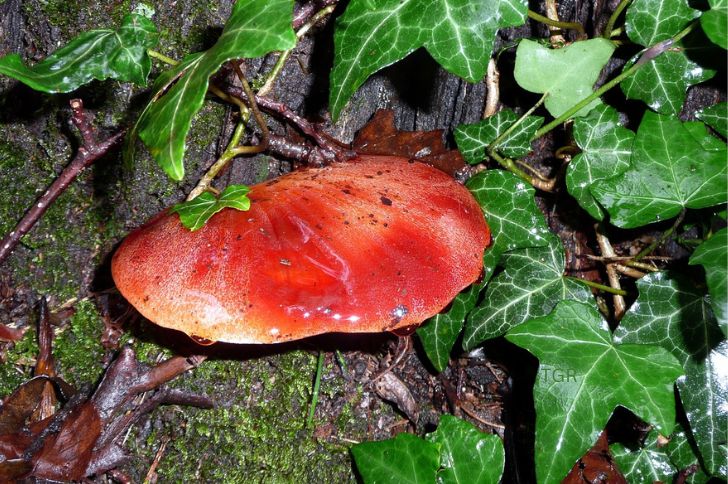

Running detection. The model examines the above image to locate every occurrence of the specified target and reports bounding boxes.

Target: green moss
[53,299,106,387]
[0,330,40,397]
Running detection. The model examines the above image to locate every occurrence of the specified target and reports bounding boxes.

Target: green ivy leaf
[701,0,728,49]
[454,110,544,162]
[171,185,251,231]
[611,431,676,483]
[329,0,527,120]
[591,112,727,228]
[696,101,728,138]
[426,415,505,484]
[351,433,440,484]
[625,0,700,46]
[137,0,296,180]
[417,169,551,371]
[565,105,634,220]
[690,228,728,337]
[417,285,480,373]
[666,425,712,484]
[513,38,615,118]
[614,272,727,477]
[0,11,158,92]
[506,300,683,484]
[463,235,592,350]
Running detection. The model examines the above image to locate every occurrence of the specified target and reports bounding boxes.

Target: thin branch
[595,224,626,319]
[483,58,500,118]
[633,208,687,261]
[0,99,125,266]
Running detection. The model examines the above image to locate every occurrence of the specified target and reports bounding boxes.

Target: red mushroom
[111,155,490,344]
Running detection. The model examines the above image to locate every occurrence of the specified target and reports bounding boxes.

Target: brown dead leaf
[373,371,419,424]
[0,323,25,342]
[353,110,466,175]
[562,431,627,484]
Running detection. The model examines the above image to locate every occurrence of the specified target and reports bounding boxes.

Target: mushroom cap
[111,155,490,344]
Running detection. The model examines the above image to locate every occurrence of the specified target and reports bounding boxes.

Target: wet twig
[0,99,125,265]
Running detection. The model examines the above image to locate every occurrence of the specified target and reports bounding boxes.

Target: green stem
[488,93,547,152]
[306,351,325,429]
[633,208,687,261]
[567,276,628,296]
[489,151,533,184]
[527,9,585,36]
[534,21,696,140]
[147,49,178,66]
[603,0,631,39]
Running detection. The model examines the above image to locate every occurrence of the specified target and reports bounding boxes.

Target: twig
[595,224,626,319]
[292,0,338,29]
[0,99,124,265]
[482,58,500,118]
[143,436,170,484]
[459,403,505,430]
[633,208,687,261]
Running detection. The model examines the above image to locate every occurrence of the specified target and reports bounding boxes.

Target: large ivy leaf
[696,101,727,138]
[463,235,592,350]
[329,0,527,120]
[506,300,683,484]
[565,105,634,220]
[701,0,727,50]
[690,228,728,337]
[610,431,676,483]
[417,169,551,371]
[513,38,615,118]
[622,0,713,115]
[426,415,505,483]
[614,272,728,476]
[170,185,251,231]
[591,112,727,228]
[351,433,440,483]
[137,0,296,180]
[454,110,544,162]
[0,9,158,92]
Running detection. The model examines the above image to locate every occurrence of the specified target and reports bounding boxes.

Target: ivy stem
[603,0,631,39]
[146,49,178,66]
[258,5,336,97]
[527,9,585,36]
[488,93,547,152]
[566,276,628,296]
[306,351,325,429]
[533,22,696,140]
[633,208,687,261]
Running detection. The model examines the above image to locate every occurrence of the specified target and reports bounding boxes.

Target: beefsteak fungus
[112,155,490,344]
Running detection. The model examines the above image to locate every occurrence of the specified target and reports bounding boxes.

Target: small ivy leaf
[329,0,528,120]
[506,300,683,484]
[591,112,727,228]
[417,169,551,371]
[463,235,592,350]
[171,185,251,231]
[690,227,728,337]
[625,0,700,46]
[417,285,480,373]
[454,110,544,162]
[351,433,440,484]
[137,0,296,180]
[610,431,676,483]
[614,272,727,477]
[620,49,715,116]
[666,424,712,484]
[513,38,615,118]
[0,11,158,93]
[426,415,505,484]
[701,0,728,50]
[696,101,728,138]
[565,105,634,220]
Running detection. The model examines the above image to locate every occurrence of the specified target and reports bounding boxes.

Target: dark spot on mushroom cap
[380,196,392,206]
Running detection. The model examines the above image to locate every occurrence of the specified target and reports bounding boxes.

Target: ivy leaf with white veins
[615,272,728,477]
[611,431,676,483]
[137,0,296,180]
[171,185,251,231]
[514,38,615,118]
[417,169,551,371]
[621,0,713,115]
[696,101,727,138]
[565,105,634,220]
[506,300,683,484]
[0,8,158,92]
[426,415,505,484]
[454,110,544,162]
[701,0,728,49]
[667,424,712,484]
[591,112,727,228]
[329,0,528,120]
[463,235,592,350]
[690,228,728,337]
